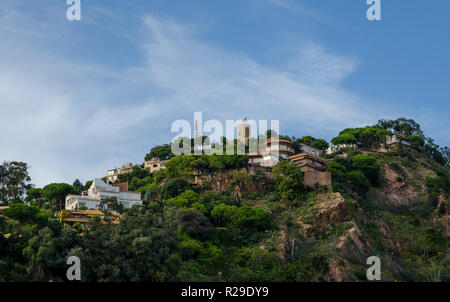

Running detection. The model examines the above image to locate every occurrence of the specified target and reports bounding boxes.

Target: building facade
[106,162,135,183]
[65,178,142,210]
[289,152,328,173]
[248,138,295,167]
[326,144,358,155]
[386,133,411,149]
[144,158,169,173]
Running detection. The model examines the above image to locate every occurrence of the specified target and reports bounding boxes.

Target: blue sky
[0,0,449,187]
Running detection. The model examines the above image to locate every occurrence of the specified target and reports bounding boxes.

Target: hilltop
[0,117,449,282]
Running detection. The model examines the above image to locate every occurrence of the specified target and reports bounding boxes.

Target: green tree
[346,171,370,193]
[326,161,347,183]
[0,161,32,204]
[160,178,193,200]
[25,188,44,208]
[3,202,39,233]
[351,154,381,185]
[42,183,77,211]
[331,133,358,145]
[83,180,93,191]
[72,179,84,193]
[99,196,124,213]
[145,144,174,161]
[273,160,305,201]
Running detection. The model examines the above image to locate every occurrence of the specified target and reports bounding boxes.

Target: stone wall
[303,171,332,188]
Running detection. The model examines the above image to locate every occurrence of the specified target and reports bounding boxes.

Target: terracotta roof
[289,152,328,163]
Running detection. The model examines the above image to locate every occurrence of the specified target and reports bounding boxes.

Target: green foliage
[425,172,450,206]
[25,188,44,208]
[378,118,424,137]
[117,166,151,184]
[326,161,347,182]
[72,179,84,193]
[166,154,248,179]
[99,197,124,213]
[2,118,448,282]
[145,144,174,161]
[3,203,39,233]
[165,207,213,237]
[407,135,425,151]
[331,133,358,145]
[42,183,77,211]
[346,171,370,193]
[351,154,381,185]
[165,190,206,213]
[293,136,329,152]
[210,204,272,231]
[0,161,32,204]
[83,180,93,191]
[160,178,193,200]
[273,160,306,202]
[331,126,391,149]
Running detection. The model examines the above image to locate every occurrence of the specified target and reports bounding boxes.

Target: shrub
[351,154,381,185]
[273,160,305,201]
[160,178,193,200]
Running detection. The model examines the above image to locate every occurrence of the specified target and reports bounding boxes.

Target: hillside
[0,118,449,282]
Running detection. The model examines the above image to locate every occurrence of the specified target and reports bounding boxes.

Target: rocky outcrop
[379,164,418,206]
[194,170,273,196]
[328,258,357,282]
[377,220,403,254]
[314,193,351,232]
[443,215,450,238]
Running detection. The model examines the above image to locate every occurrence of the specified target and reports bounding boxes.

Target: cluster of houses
[63,125,411,216]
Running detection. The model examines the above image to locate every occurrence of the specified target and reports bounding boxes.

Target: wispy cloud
[0,9,388,187]
[264,0,334,24]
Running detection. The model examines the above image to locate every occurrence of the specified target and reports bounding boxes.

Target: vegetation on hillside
[0,118,449,282]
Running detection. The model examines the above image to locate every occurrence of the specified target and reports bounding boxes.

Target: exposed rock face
[380,164,418,206]
[194,170,274,196]
[277,230,289,263]
[377,220,403,254]
[328,258,356,282]
[297,221,314,238]
[443,215,450,238]
[336,223,371,258]
[438,193,448,214]
[314,193,351,232]
[294,192,352,239]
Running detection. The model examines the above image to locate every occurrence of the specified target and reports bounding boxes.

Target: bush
[346,171,370,193]
[351,154,381,185]
[273,160,306,201]
[210,204,272,231]
[160,178,193,200]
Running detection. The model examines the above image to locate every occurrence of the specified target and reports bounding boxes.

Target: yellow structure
[58,209,105,224]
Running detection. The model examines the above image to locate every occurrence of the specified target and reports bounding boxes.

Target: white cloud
[0,11,386,187]
[139,15,375,132]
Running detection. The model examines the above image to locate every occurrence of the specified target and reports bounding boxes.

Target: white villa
[65,178,142,210]
[326,144,358,154]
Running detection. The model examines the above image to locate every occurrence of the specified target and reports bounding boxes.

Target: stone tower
[237,123,250,143]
